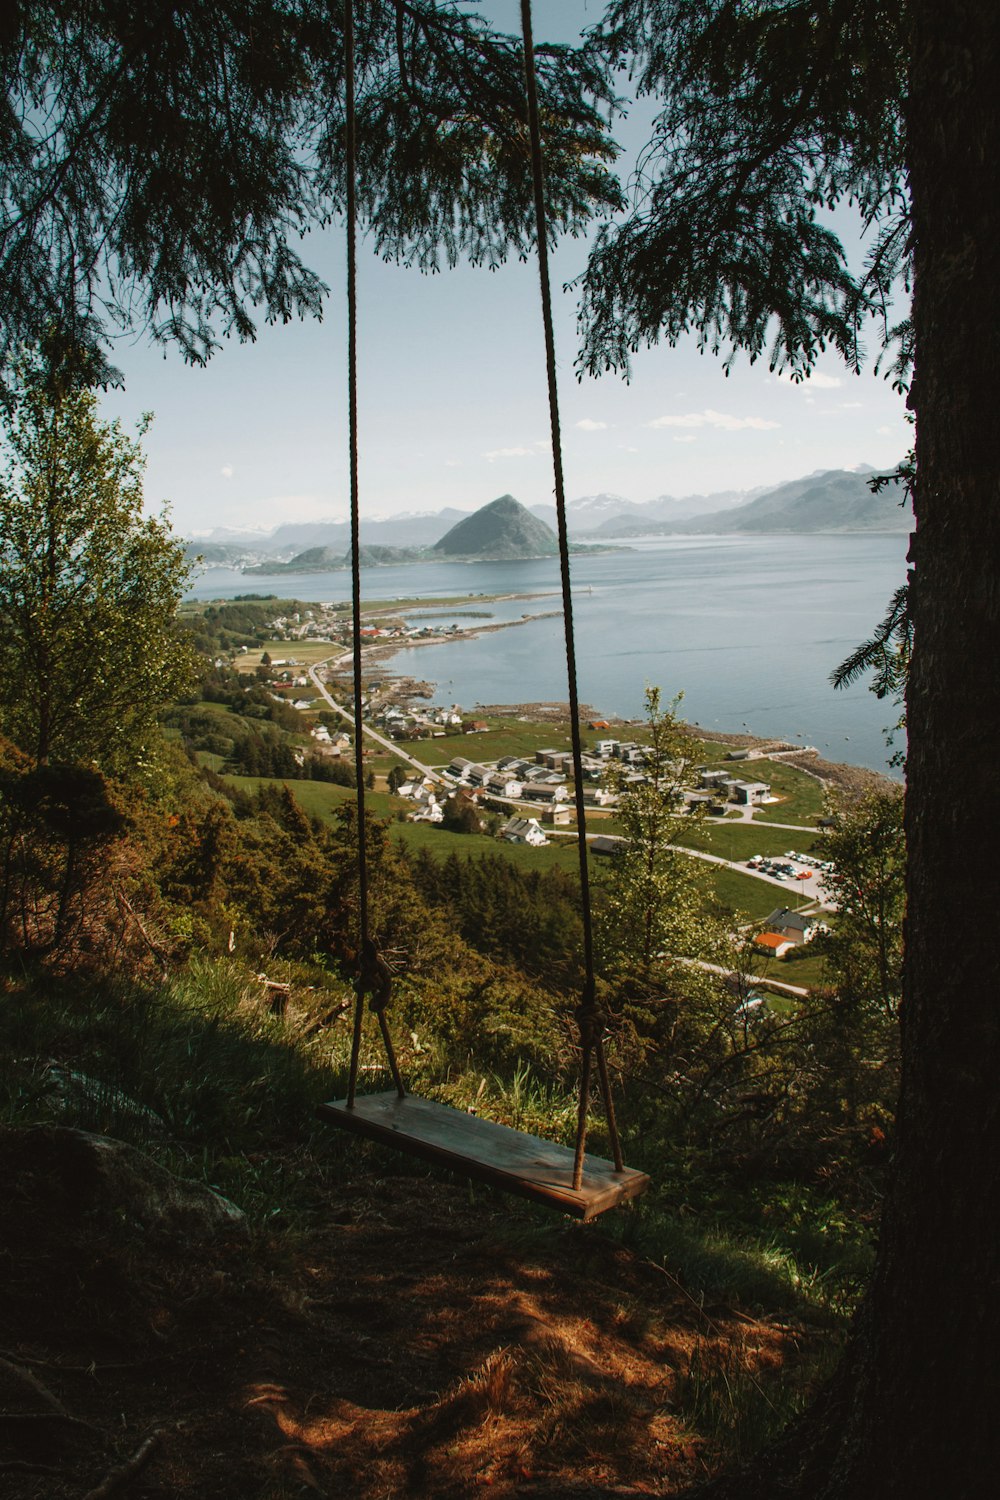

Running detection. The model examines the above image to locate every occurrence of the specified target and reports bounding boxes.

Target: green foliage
[412,848,584,986]
[832,575,912,766]
[0,754,129,957]
[597,688,721,982]
[0,1,620,382]
[440,789,484,834]
[579,0,910,382]
[0,355,196,772]
[820,788,903,1021]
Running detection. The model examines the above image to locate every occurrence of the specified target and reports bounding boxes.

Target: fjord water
[190,532,909,775]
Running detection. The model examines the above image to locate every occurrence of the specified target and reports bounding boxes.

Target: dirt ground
[0,1127,809,1499]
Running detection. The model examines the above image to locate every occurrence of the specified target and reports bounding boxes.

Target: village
[219,621,840,984]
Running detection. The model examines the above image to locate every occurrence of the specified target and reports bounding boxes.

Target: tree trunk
[695,4,1000,1495]
[836,3,1000,1488]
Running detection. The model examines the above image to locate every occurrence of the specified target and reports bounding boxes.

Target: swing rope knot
[575,974,609,1049]
[359,936,393,1014]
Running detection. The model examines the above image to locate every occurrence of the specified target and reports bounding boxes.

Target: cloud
[444,459,461,468]
[220,464,234,478]
[841,401,864,409]
[483,446,536,461]
[648,409,780,432]
[575,418,608,431]
[673,435,698,444]
[776,368,843,389]
[876,425,893,436]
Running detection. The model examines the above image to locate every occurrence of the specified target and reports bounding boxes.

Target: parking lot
[743,850,833,905]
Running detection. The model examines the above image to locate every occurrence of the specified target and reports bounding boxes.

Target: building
[731,780,771,805]
[762,908,820,945]
[531,784,570,805]
[582,786,616,807]
[752,932,795,959]
[500,816,549,847]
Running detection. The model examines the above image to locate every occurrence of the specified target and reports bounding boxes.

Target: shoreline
[273,587,901,789]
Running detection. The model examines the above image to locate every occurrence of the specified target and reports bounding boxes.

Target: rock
[0,1125,247,1243]
[38,1060,168,1136]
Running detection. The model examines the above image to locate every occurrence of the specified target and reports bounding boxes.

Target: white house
[582,786,616,807]
[500,816,549,846]
[532,784,570,804]
[731,780,772,805]
[753,931,795,960]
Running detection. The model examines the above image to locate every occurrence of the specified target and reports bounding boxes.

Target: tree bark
[840,3,1000,1489]
[695,3,1000,1495]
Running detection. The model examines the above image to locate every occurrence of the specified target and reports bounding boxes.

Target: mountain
[242,545,346,575]
[432,495,559,559]
[243,542,422,575]
[189,467,909,561]
[265,510,472,551]
[527,489,754,536]
[583,490,764,536]
[575,469,909,537]
[678,468,909,534]
[645,488,754,523]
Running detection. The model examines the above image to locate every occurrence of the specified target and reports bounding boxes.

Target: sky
[99,1,911,538]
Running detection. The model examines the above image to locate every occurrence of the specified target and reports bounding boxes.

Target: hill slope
[433,495,559,559]
[682,469,910,534]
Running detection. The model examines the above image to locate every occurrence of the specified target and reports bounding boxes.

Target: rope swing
[317,0,648,1221]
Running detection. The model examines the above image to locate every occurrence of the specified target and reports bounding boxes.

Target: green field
[223,774,374,819]
[707,863,807,921]
[432,717,579,764]
[214,771,835,988]
[679,819,823,863]
[388,819,587,873]
[773,945,831,989]
[239,642,344,669]
[746,760,826,822]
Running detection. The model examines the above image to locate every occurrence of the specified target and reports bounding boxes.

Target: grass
[0,958,358,1215]
[238,641,345,669]
[673,1334,843,1463]
[678,820,822,862]
[390,817,586,873]
[1,944,873,1409]
[222,773,382,820]
[438,717,579,763]
[216,775,830,944]
[744,761,826,823]
[709,865,799,922]
[772,945,831,989]
[218,771,586,871]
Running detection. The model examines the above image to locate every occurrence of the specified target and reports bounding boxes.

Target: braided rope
[344,0,403,1105]
[519,0,624,1182]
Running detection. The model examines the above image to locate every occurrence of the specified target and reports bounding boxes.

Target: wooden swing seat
[317,1091,649,1221]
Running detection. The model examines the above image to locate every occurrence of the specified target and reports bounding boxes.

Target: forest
[1,3,997,1497]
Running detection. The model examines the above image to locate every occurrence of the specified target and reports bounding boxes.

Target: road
[683,958,811,1000]
[308,662,448,784]
[550,828,833,909]
[306,664,832,909]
